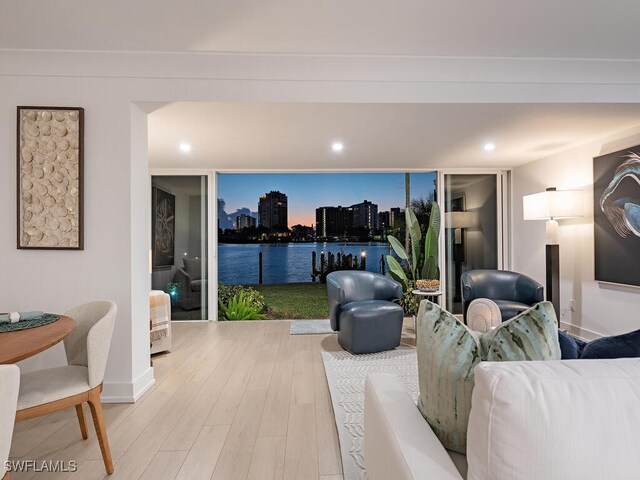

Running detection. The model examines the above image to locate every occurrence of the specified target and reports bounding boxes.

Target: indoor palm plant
[386,202,441,314]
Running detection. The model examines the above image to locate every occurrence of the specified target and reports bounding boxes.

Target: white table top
[411,289,443,296]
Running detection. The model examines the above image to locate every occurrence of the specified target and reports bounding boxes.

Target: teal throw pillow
[416,300,560,454]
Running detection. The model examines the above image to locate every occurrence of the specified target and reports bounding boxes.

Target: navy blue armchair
[461,269,544,323]
[327,271,404,354]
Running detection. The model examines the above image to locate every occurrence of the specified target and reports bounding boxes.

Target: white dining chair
[0,365,20,480]
[15,301,117,474]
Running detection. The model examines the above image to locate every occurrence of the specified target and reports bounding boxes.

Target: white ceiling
[147,102,640,170]
[3,0,640,59]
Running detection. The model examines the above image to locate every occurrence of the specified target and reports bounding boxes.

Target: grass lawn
[254,282,328,319]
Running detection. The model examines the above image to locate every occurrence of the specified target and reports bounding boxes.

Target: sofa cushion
[580,329,640,359]
[467,359,640,480]
[416,301,559,454]
[182,257,201,281]
[558,330,587,359]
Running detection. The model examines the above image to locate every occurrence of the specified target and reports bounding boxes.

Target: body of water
[218,242,392,285]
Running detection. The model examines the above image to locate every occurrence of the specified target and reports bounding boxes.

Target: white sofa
[364,359,640,480]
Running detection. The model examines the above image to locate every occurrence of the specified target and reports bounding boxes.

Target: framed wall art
[593,144,640,287]
[152,186,176,268]
[17,106,84,249]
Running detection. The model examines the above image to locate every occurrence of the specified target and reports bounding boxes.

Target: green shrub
[219,293,266,321]
[218,283,265,312]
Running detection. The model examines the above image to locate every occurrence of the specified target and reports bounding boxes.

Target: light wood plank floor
[10,319,416,480]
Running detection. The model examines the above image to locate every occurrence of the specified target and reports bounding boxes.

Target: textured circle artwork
[17,107,83,249]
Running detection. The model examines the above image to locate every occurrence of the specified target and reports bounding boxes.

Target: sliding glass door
[151,175,209,320]
[443,174,502,315]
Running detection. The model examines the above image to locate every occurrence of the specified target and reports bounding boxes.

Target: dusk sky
[218,172,437,228]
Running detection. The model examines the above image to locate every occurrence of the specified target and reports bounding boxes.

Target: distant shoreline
[218,242,392,284]
[218,240,389,245]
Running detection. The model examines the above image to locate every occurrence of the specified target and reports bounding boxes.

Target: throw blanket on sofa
[149,291,170,341]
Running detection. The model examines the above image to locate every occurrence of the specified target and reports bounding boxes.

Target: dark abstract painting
[594,145,640,286]
[152,187,175,268]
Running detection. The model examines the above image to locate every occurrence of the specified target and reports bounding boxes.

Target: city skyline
[218,172,437,228]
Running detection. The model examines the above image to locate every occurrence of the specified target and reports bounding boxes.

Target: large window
[215,172,441,319]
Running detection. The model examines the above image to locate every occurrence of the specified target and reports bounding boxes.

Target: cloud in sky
[217,199,257,229]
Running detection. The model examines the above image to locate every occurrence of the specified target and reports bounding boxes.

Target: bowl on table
[416,279,440,292]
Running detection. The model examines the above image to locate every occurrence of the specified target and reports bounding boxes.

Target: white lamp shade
[445,211,480,229]
[523,189,584,220]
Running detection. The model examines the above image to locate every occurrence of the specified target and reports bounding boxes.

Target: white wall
[512,125,640,339]
[0,81,147,400]
[3,48,640,400]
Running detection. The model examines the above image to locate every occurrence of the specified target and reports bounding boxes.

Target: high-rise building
[351,200,378,231]
[236,213,256,230]
[378,211,390,230]
[316,205,352,237]
[389,207,402,227]
[258,191,288,231]
[316,200,379,236]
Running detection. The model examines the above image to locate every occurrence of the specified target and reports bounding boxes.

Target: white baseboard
[101,366,155,403]
[559,321,603,341]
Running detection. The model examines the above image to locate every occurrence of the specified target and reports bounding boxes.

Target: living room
[1,2,640,480]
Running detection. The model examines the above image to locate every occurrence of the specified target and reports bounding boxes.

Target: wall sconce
[523,187,583,317]
[445,211,480,244]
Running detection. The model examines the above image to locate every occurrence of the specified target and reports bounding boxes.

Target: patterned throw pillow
[416,300,560,454]
[580,329,640,359]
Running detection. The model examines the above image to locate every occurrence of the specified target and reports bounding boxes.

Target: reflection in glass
[151,176,208,320]
[444,174,498,315]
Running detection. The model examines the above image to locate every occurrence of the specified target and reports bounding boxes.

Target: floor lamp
[523,187,583,319]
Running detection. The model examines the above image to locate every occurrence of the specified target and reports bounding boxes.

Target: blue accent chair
[327,271,404,354]
[461,269,544,323]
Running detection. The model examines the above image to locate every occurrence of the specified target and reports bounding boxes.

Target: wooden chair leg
[87,388,114,474]
[75,404,89,440]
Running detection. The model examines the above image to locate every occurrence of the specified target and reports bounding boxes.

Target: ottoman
[338,300,404,354]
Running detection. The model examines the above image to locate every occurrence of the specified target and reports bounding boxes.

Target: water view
[218,242,391,285]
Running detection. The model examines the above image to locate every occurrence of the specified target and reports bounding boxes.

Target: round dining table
[0,315,75,364]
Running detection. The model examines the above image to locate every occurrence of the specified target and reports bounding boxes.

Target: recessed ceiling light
[332,142,344,152]
[179,143,191,153]
[484,142,496,152]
